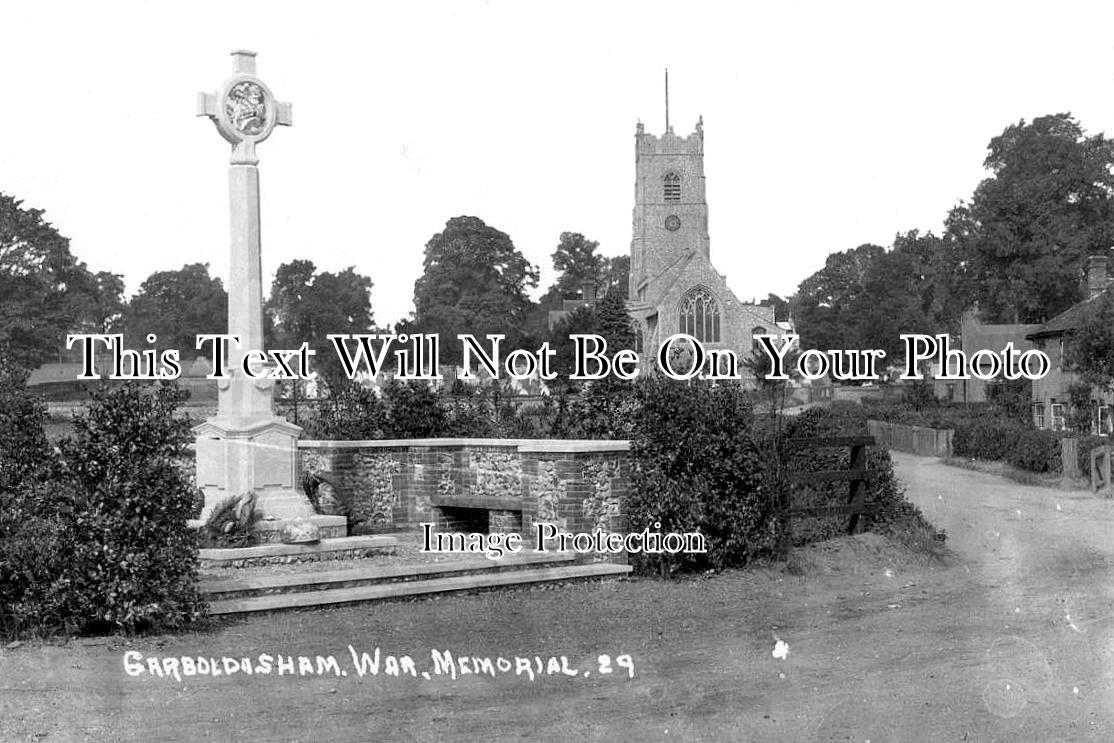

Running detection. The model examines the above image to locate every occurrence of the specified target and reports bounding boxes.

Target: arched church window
[664,171,681,202]
[679,287,721,343]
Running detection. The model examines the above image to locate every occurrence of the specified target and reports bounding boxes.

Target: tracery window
[679,287,720,343]
[664,171,681,202]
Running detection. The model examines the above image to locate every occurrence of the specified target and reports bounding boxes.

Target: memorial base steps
[201,550,632,615]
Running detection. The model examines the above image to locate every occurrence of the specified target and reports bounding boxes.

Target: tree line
[0,198,634,384]
[792,113,1114,358]
[6,112,1114,382]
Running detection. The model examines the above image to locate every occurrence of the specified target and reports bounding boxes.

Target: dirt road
[875,452,1114,741]
[3,452,1114,741]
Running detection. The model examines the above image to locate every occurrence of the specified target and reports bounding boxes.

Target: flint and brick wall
[297,439,630,561]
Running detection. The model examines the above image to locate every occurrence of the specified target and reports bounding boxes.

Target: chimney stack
[1088,255,1109,298]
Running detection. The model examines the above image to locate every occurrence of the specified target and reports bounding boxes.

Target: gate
[781,435,879,557]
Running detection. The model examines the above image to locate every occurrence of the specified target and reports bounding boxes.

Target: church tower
[629,117,711,302]
[627,75,788,371]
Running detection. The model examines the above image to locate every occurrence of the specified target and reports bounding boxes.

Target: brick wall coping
[516,440,629,453]
[297,438,630,453]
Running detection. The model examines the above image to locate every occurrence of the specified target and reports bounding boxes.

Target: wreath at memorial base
[199,491,260,548]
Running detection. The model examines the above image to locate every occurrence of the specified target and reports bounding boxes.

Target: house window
[679,287,721,343]
[1033,403,1045,429]
[1099,404,1113,436]
[664,171,681,202]
[1050,402,1065,431]
[634,326,644,355]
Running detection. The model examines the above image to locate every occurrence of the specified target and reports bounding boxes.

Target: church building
[626,111,792,373]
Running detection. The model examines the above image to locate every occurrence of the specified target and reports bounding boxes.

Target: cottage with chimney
[1026,254,1114,433]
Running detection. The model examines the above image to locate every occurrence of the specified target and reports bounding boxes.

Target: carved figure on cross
[197,50,293,165]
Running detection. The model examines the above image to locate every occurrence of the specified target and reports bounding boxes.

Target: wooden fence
[867,420,953,457]
[781,436,879,557]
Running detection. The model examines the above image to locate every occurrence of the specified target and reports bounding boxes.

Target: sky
[4,1,1114,329]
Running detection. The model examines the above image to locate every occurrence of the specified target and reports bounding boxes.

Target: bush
[549,379,637,440]
[627,377,773,575]
[985,378,1033,424]
[0,362,55,491]
[953,420,1023,462]
[0,363,68,637]
[304,380,388,440]
[901,379,936,411]
[382,380,449,438]
[56,383,206,634]
[864,392,1077,475]
[441,391,497,437]
[862,397,1027,433]
[1,380,206,638]
[441,381,536,438]
[782,404,939,549]
[1006,429,1061,473]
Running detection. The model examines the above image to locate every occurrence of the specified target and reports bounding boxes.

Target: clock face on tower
[665,215,682,232]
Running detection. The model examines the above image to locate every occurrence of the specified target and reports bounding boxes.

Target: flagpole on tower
[665,68,670,132]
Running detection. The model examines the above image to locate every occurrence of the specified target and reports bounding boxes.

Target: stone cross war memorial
[192,51,345,541]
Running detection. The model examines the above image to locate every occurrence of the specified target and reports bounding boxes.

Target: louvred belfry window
[664,172,681,201]
[679,287,720,342]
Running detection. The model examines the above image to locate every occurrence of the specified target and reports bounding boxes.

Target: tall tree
[551,232,604,297]
[602,255,631,299]
[850,230,966,359]
[121,263,227,356]
[791,243,884,351]
[267,259,318,345]
[268,261,373,344]
[0,194,122,367]
[532,233,622,342]
[266,260,374,385]
[596,289,635,351]
[952,113,1114,323]
[758,293,790,323]
[73,271,126,334]
[1066,289,1114,391]
[411,216,539,364]
[546,305,600,381]
[536,232,609,315]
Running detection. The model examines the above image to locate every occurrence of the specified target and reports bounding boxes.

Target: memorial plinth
[193,50,342,539]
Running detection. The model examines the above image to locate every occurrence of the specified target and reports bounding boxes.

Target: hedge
[783,402,936,544]
[627,377,771,575]
[1,376,205,639]
[865,398,1071,475]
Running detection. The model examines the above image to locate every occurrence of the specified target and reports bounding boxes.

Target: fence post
[1092,444,1113,497]
[1106,446,1113,499]
[1063,438,1081,479]
[846,442,867,534]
